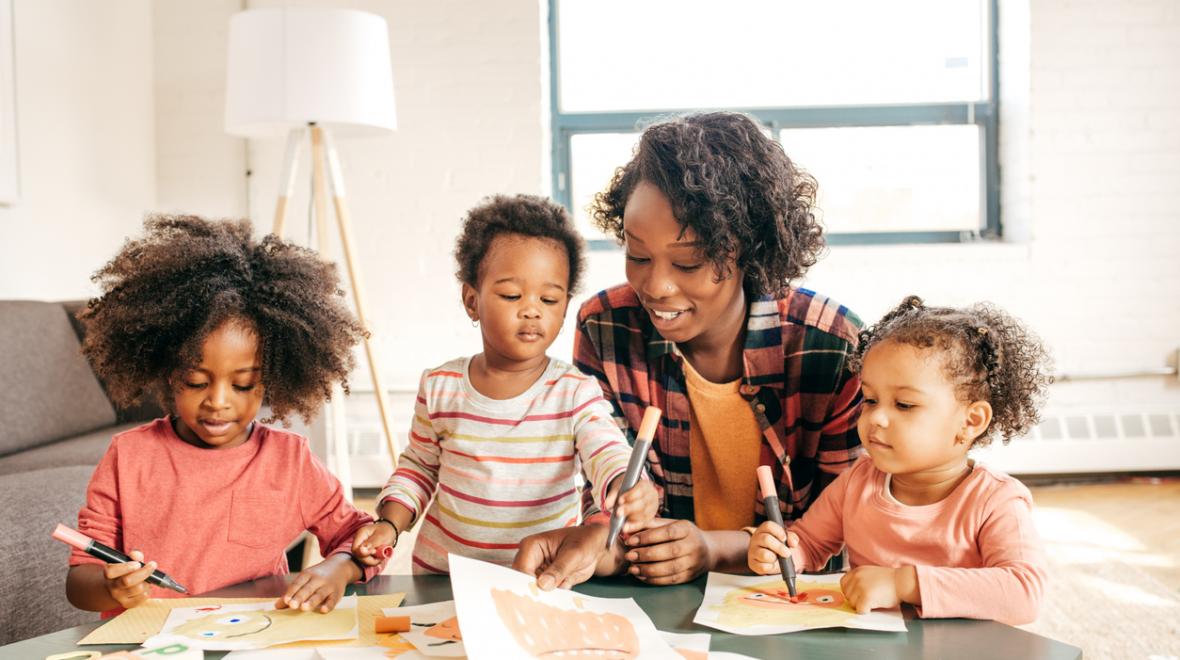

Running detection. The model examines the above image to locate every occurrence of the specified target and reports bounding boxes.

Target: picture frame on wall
[0,0,18,205]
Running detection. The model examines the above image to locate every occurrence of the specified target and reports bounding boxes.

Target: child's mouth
[517,330,544,342]
[200,419,234,434]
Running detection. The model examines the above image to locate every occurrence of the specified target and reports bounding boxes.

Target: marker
[52,524,188,594]
[377,544,394,559]
[606,406,661,550]
[756,465,797,598]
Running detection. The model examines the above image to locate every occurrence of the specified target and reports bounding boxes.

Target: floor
[354,477,1180,659]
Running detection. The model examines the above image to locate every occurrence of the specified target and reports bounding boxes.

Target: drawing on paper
[693,572,906,635]
[491,587,639,659]
[145,596,359,650]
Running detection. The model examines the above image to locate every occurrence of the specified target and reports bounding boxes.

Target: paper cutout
[79,594,404,647]
[381,601,465,658]
[449,554,680,659]
[693,573,906,635]
[143,596,359,650]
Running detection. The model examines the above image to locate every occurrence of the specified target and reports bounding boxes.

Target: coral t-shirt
[71,418,380,603]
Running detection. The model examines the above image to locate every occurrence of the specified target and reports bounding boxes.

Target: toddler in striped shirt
[352,195,658,575]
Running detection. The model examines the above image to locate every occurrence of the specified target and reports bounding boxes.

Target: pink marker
[757,465,798,598]
[52,524,188,593]
[377,544,394,559]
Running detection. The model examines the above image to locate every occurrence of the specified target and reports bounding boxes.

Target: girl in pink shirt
[66,215,384,616]
[748,295,1052,625]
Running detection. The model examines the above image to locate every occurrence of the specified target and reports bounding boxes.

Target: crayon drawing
[383,600,465,657]
[693,572,907,635]
[144,595,359,650]
[448,554,680,659]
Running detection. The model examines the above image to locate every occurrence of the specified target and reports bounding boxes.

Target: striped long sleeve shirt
[378,356,632,574]
[574,284,865,524]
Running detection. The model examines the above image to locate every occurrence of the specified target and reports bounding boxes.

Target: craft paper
[659,631,710,660]
[79,595,404,647]
[449,554,679,659]
[693,573,906,635]
[143,596,359,650]
[381,602,464,657]
[223,650,321,660]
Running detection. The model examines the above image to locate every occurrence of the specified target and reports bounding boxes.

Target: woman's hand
[622,518,714,585]
[276,553,359,613]
[103,549,156,609]
[513,524,622,590]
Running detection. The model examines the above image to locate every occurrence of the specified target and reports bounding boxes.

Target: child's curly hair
[850,295,1054,447]
[590,111,824,296]
[454,194,585,293]
[80,214,367,424]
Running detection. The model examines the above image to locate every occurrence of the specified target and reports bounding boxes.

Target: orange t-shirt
[683,359,763,531]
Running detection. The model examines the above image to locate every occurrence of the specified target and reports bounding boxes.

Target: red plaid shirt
[575,284,864,524]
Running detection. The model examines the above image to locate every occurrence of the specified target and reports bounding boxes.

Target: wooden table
[1,573,1082,659]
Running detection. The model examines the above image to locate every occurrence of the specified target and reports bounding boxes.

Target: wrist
[584,512,611,527]
[894,565,921,605]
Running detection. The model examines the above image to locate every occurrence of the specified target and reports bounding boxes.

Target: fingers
[351,525,375,553]
[624,518,683,549]
[281,571,314,609]
[635,567,697,586]
[536,542,597,592]
[785,531,800,548]
[511,535,549,578]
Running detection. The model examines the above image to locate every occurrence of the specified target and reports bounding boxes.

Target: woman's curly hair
[850,295,1054,447]
[590,111,824,296]
[454,194,585,293]
[79,214,367,424]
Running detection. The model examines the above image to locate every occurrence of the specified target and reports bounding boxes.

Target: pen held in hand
[605,406,661,550]
[756,464,797,598]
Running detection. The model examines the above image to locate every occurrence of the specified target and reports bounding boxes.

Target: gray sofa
[0,300,162,644]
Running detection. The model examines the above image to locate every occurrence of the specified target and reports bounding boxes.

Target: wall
[0,0,155,300]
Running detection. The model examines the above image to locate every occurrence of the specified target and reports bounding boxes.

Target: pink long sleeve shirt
[789,455,1047,625]
[71,418,382,606]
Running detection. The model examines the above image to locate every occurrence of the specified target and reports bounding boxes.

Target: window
[549,0,999,246]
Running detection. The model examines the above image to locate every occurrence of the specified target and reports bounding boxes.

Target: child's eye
[498,294,521,301]
[185,382,207,389]
[233,384,257,392]
[863,397,877,405]
[625,253,650,264]
[674,263,703,272]
[541,298,558,305]
[896,402,915,410]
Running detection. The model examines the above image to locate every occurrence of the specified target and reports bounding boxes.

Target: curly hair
[850,295,1054,447]
[590,111,824,296]
[454,194,585,293]
[79,214,367,424]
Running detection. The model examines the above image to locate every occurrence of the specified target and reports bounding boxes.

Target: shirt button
[740,384,757,396]
[755,403,767,413]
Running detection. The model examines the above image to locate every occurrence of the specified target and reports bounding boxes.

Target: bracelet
[374,517,401,537]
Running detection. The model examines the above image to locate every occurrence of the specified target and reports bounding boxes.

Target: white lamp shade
[225,8,396,138]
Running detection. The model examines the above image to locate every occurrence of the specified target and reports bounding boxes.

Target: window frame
[548,0,1000,248]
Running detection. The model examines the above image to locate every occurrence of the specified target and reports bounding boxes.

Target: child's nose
[869,407,889,428]
[206,382,231,408]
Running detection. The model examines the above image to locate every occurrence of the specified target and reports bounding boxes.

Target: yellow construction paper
[78,594,404,647]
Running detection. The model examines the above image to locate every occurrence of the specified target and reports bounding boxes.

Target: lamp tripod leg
[272,127,305,237]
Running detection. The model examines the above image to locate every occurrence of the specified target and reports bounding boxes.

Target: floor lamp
[224,8,401,492]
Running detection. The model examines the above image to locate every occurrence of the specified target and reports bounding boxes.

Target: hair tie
[977,326,989,336]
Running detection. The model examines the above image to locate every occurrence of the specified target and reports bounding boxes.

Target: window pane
[557,0,987,112]
[569,132,641,238]
[779,125,981,233]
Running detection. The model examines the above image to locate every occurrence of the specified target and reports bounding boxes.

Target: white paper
[448,554,680,659]
[145,595,360,650]
[693,572,906,635]
[660,630,711,658]
[223,650,320,660]
[380,601,465,657]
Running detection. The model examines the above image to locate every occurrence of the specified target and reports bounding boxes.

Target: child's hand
[351,521,397,567]
[276,556,355,613]
[839,565,917,614]
[103,549,155,609]
[605,478,659,536]
[514,524,614,591]
[747,521,803,575]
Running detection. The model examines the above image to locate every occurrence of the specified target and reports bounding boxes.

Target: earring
[471,319,479,328]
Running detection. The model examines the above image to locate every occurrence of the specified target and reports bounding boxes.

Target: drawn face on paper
[172,611,272,640]
[715,579,856,629]
[739,587,846,610]
[491,588,639,659]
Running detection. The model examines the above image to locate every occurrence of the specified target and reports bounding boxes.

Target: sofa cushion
[0,301,116,455]
[0,421,149,477]
[0,465,100,643]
